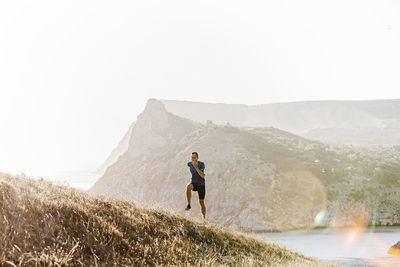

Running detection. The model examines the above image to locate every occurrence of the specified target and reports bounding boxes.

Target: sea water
[255,227,400,266]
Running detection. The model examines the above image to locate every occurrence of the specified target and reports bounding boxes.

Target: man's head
[191,152,199,162]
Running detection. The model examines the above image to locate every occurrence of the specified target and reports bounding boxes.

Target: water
[255,227,400,266]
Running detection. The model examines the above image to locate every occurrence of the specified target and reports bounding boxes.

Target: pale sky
[1,0,399,177]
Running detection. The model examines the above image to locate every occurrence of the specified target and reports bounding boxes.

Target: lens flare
[314,210,326,226]
[333,202,370,228]
[346,227,365,244]
[264,170,327,232]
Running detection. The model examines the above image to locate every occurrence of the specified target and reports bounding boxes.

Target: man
[185,152,206,219]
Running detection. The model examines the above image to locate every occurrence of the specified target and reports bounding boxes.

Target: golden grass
[0,173,329,266]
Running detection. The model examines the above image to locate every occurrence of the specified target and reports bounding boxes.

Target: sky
[1,0,400,180]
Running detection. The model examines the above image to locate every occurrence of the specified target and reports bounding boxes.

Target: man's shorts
[192,183,206,200]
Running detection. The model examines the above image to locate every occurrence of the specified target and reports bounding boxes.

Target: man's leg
[199,199,206,219]
[186,183,193,210]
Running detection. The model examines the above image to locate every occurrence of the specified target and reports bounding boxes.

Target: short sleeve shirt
[187,161,205,186]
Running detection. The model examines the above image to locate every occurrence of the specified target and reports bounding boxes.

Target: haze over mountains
[162,99,400,145]
[97,99,400,176]
[91,99,400,231]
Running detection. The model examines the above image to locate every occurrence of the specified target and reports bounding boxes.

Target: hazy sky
[1,0,399,176]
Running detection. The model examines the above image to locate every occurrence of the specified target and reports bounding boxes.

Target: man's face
[191,154,198,163]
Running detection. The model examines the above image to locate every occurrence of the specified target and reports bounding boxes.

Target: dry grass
[0,173,329,266]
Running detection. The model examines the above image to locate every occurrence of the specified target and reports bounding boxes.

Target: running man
[185,152,206,219]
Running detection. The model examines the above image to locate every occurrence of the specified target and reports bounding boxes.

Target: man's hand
[191,160,204,179]
[192,160,198,168]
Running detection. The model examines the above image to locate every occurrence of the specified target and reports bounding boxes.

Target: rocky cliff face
[90,99,202,201]
[91,99,400,231]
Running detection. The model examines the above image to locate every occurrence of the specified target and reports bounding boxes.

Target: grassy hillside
[0,174,327,266]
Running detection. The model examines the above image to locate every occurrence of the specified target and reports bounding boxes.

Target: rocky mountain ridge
[161,99,400,145]
[96,98,400,177]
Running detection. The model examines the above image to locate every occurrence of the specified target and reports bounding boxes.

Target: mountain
[161,99,400,145]
[91,99,202,197]
[0,173,325,266]
[96,98,400,173]
[304,126,400,145]
[91,99,400,231]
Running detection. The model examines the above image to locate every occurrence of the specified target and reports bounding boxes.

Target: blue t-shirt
[187,161,205,186]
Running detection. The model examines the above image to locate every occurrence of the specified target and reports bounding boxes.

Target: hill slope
[0,174,325,266]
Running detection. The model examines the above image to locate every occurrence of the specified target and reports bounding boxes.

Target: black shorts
[192,183,206,200]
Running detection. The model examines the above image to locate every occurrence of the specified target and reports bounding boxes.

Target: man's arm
[193,162,205,179]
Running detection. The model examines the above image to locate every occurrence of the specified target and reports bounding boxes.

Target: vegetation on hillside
[248,127,400,227]
[0,174,327,266]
